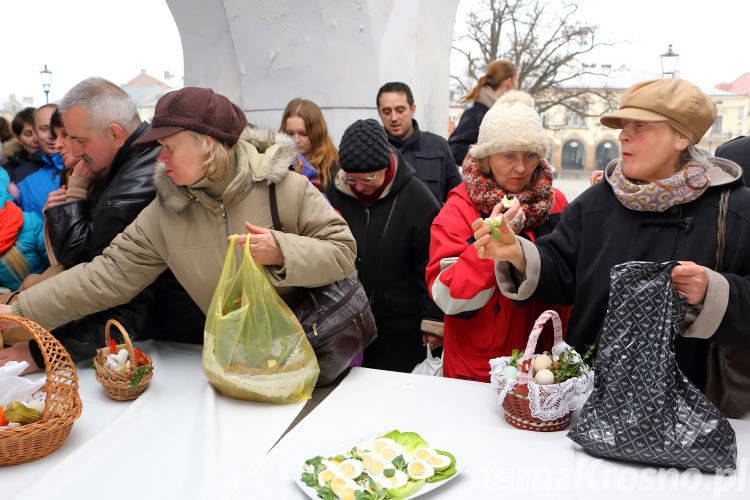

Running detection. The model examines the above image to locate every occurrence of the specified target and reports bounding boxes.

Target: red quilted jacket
[427,184,571,382]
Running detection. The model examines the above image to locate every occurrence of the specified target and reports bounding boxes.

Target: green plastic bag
[202,236,319,403]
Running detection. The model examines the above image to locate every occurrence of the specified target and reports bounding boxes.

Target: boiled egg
[337,458,364,479]
[425,453,452,471]
[375,469,409,489]
[365,456,392,476]
[360,451,381,470]
[318,468,338,486]
[413,447,437,461]
[371,437,398,454]
[329,475,355,495]
[334,478,363,500]
[406,460,435,480]
[378,445,405,462]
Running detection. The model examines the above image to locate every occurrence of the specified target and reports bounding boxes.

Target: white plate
[291,429,464,499]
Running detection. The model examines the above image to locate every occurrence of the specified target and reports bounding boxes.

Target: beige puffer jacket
[17,127,356,330]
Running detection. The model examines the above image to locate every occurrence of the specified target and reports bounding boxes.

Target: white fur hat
[469,90,550,160]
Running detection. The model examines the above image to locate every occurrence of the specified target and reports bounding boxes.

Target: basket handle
[103,319,136,368]
[517,310,563,383]
[0,314,79,422]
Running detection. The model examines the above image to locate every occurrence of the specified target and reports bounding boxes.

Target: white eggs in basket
[534,368,555,385]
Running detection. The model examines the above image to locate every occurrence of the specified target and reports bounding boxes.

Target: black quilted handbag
[269,184,377,386]
[567,261,737,472]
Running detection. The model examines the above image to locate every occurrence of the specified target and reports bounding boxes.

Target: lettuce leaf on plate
[426,450,457,483]
[385,479,425,498]
[378,430,429,453]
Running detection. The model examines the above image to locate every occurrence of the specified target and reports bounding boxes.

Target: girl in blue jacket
[0,168,48,291]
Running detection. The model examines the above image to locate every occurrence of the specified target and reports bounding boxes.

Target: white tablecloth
[235,367,750,499]
[2,340,307,499]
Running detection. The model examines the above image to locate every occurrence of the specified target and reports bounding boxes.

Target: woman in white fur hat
[426,90,571,382]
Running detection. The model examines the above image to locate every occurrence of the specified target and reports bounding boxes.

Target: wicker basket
[0,315,83,466]
[94,319,153,401]
[499,310,574,432]
[502,383,572,432]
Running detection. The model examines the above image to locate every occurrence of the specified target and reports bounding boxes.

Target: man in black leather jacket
[376,82,460,203]
[29,77,204,364]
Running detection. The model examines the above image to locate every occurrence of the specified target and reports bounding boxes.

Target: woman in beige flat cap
[473,78,750,399]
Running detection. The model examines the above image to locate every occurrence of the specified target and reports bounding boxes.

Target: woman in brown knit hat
[0,87,356,373]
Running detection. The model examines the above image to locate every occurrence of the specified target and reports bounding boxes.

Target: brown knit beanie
[133,87,247,148]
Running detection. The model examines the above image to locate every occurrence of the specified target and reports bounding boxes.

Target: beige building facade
[449,69,749,175]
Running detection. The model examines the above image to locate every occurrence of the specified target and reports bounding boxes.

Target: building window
[712,115,723,134]
[562,140,586,169]
[739,107,745,120]
[564,108,587,128]
[595,141,620,169]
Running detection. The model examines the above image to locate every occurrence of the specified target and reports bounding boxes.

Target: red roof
[715,72,750,94]
[123,71,168,90]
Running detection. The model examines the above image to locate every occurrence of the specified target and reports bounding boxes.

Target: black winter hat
[338,119,392,173]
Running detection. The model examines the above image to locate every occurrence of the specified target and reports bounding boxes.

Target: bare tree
[452,0,619,117]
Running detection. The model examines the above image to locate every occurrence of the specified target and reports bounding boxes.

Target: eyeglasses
[343,173,379,185]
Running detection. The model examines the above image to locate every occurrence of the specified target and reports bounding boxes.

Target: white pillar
[167,0,459,142]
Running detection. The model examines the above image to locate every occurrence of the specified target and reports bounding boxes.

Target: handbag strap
[268,182,282,232]
[714,188,730,272]
[268,182,320,309]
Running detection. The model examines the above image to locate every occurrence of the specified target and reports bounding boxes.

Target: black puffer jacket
[386,120,460,203]
[448,102,488,167]
[327,151,442,372]
[716,135,750,186]
[30,123,204,365]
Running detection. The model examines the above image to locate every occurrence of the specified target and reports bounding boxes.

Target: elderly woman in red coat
[426,91,570,382]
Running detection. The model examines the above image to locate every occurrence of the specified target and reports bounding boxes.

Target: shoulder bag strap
[714,188,730,272]
[268,182,282,231]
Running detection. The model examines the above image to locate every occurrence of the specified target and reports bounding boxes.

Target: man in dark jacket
[376,82,460,203]
[327,119,443,372]
[26,78,204,365]
[716,135,749,186]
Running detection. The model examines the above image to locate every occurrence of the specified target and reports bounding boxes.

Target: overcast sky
[2,0,747,107]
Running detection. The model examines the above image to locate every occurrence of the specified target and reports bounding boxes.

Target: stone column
[167,0,459,141]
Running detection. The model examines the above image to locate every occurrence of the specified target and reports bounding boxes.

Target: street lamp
[660,44,679,79]
[40,64,52,104]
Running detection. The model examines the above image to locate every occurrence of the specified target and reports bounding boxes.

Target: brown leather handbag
[704,188,750,418]
[268,183,377,386]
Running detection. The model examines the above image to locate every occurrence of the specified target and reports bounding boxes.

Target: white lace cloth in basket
[490,342,594,421]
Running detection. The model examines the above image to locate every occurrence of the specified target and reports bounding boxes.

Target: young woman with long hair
[449,59,518,167]
[280,98,339,190]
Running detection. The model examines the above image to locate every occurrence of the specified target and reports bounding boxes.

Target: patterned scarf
[610,160,710,212]
[462,156,554,229]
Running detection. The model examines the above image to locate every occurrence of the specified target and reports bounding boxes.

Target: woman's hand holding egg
[499,197,526,235]
[472,214,526,274]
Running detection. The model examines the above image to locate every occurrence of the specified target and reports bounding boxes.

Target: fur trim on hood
[2,138,22,158]
[154,126,299,213]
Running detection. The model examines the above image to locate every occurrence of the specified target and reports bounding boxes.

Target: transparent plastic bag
[202,236,319,403]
